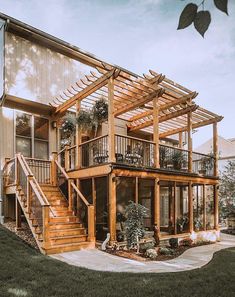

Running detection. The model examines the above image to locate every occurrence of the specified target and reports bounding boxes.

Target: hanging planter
[61,114,76,136]
[76,110,93,132]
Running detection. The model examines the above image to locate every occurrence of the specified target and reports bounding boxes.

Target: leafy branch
[177,0,229,37]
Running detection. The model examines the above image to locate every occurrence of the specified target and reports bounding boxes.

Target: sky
[0,0,234,147]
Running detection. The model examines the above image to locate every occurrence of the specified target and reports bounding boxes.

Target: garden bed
[106,240,213,261]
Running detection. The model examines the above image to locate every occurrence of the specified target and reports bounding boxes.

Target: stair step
[44,241,95,255]
[49,228,86,237]
[50,216,79,223]
[50,210,73,217]
[49,222,83,230]
[49,234,87,245]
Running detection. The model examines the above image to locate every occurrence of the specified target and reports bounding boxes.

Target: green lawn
[0,225,235,297]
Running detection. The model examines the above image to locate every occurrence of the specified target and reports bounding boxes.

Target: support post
[15,198,22,230]
[173,182,177,235]
[154,178,160,237]
[87,205,95,242]
[26,175,33,214]
[187,111,193,173]
[51,152,58,186]
[188,181,193,233]
[214,184,219,230]
[108,173,116,243]
[92,177,96,227]
[153,97,159,168]
[42,205,50,248]
[68,179,72,212]
[213,122,218,177]
[203,184,206,231]
[179,132,183,149]
[108,76,115,163]
[64,145,70,171]
[76,100,82,169]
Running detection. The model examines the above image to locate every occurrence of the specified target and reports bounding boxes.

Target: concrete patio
[50,233,235,273]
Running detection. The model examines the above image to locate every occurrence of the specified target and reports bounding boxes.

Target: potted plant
[199,154,214,175]
[172,150,186,170]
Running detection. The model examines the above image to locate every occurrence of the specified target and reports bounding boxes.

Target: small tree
[219,161,235,219]
[124,201,148,253]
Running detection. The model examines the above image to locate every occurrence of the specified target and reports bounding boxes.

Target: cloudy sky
[0,0,234,147]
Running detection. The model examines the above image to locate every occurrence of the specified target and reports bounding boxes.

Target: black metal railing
[80,135,109,168]
[192,152,215,176]
[159,144,189,172]
[115,134,155,168]
[25,158,51,184]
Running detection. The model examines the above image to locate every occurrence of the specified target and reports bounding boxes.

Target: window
[15,111,49,159]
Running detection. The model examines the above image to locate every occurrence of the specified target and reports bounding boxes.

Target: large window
[193,185,204,231]
[15,111,49,159]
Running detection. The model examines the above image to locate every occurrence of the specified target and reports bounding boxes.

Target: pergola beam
[54,68,119,116]
[114,88,164,117]
[159,116,223,138]
[129,91,198,122]
[128,104,198,132]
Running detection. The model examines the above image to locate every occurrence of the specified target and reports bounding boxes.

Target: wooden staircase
[3,154,95,255]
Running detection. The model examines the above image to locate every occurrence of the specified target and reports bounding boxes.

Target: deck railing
[67,134,215,176]
[2,158,15,187]
[192,152,215,176]
[25,158,51,184]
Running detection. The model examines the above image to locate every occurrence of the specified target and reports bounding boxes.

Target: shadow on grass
[0,225,234,297]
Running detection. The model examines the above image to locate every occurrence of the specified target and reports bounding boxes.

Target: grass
[0,225,235,297]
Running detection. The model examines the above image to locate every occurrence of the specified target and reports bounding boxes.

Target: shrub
[180,238,193,247]
[145,248,158,260]
[169,238,179,249]
[139,241,155,253]
[159,247,173,255]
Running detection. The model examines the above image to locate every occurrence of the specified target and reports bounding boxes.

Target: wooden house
[0,13,223,254]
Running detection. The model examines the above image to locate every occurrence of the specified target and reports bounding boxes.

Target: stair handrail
[15,153,50,247]
[20,155,56,217]
[2,157,16,187]
[54,157,95,242]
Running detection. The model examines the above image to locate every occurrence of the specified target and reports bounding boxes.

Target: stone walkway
[50,233,235,273]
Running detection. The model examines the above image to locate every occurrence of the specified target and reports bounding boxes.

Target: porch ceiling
[49,63,223,137]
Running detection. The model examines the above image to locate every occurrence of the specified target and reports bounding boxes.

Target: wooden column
[213,122,218,177]
[51,152,57,186]
[76,100,82,169]
[203,184,206,231]
[108,76,115,162]
[92,177,96,227]
[108,173,116,243]
[187,111,193,173]
[153,97,159,168]
[179,132,183,149]
[15,198,22,230]
[154,178,160,234]
[188,181,193,233]
[214,184,219,230]
[173,182,177,235]
[42,205,50,248]
[64,145,70,171]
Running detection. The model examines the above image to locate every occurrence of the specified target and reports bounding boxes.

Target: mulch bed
[106,241,213,262]
[3,220,38,250]
[221,229,235,236]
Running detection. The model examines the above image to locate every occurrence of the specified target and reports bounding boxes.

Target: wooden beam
[188,181,193,233]
[129,91,198,122]
[108,76,115,162]
[154,178,160,234]
[108,173,116,243]
[76,101,82,168]
[114,87,164,117]
[128,104,198,132]
[187,110,193,173]
[54,68,118,116]
[213,122,218,176]
[203,184,206,231]
[159,116,223,138]
[179,132,183,149]
[153,97,159,167]
[214,184,219,230]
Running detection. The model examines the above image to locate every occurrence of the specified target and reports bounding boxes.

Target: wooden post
[26,175,33,214]
[68,179,72,211]
[15,198,22,230]
[64,145,70,171]
[154,178,160,235]
[153,97,159,168]
[92,177,96,228]
[4,158,10,185]
[108,173,116,243]
[188,181,193,233]
[108,76,115,163]
[15,155,19,185]
[179,132,183,149]
[173,182,177,235]
[213,122,218,177]
[76,100,82,169]
[87,205,95,242]
[203,184,206,231]
[214,184,219,230]
[42,205,50,248]
[51,152,58,186]
[187,111,193,173]
[135,177,139,204]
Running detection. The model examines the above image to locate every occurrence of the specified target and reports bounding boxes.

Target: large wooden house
[0,13,223,254]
